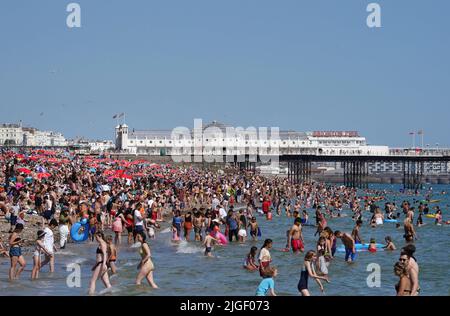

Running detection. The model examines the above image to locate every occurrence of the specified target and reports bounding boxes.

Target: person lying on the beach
[0,237,10,257]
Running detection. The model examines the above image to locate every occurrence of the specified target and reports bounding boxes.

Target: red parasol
[37,172,51,179]
[17,168,31,174]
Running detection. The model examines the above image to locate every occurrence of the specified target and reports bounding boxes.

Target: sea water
[0,184,449,296]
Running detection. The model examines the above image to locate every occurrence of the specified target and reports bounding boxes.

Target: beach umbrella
[121,174,133,180]
[103,170,115,176]
[17,168,31,174]
[37,172,51,179]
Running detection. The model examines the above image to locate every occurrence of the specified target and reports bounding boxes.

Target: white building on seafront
[0,123,67,146]
[69,138,115,152]
[114,121,450,174]
[114,121,390,156]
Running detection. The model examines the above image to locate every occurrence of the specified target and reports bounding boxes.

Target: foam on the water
[160,228,171,234]
[176,240,203,254]
[72,258,88,264]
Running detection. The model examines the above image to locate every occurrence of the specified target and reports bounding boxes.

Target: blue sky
[0,0,449,146]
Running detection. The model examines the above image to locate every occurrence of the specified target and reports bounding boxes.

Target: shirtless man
[289,218,305,253]
[400,244,420,296]
[335,231,356,263]
[351,220,363,244]
[193,211,204,241]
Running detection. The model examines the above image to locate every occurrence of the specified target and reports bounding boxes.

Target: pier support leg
[343,160,368,188]
[403,160,424,190]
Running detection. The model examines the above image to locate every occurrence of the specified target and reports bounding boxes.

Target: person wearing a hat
[32,230,53,280]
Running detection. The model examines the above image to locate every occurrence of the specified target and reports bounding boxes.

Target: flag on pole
[409,132,415,135]
[113,114,118,119]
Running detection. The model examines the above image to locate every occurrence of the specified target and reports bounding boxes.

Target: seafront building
[114,121,450,174]
[0,123,67,147]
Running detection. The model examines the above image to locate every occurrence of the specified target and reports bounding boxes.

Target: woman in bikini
[88,231,112,295]
[136,232,158,288]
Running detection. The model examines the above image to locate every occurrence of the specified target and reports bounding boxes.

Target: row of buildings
[0,123,114,152]
[0,123,67,147]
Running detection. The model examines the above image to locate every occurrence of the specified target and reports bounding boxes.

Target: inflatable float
[384,219,398,223]
[214,231,228,245]
[336,243,385,252]
[70,218,89,242]
[425,214,437,218]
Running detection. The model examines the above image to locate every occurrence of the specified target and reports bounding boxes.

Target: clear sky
[0,0,449,147]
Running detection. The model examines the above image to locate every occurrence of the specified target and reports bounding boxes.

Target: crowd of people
[0,148,441,296]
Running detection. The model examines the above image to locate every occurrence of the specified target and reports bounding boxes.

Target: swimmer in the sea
[383,236,396,250]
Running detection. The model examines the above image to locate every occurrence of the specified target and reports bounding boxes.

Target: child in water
[248,217,259,241]
[203,231,218,257]
[244,246,259,271]
[383,236,396,250]
[368,238,377,253]
[172,224,180,242]
[255,267,277,296]
[106,235,117,274]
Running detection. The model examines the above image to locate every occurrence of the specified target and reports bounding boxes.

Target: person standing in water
[183,211,193,241]
[106,235,117,274]
[136,232,158,288]
[403,215,417,244]
[203,230,218,257]
[58,207,70,249]
[289,218,305,253]
[248,217,259,241]
[193,210,204,241]
[8,223,26,280]
[400,244,420,296]
[258,239,273,277]
[31,230,53,280]
[88,231,112,295]
[334,231,356,263]
[351,220,363,244]
[40,219,58,273]
[298,250,330,296]
[394,261,412,296]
